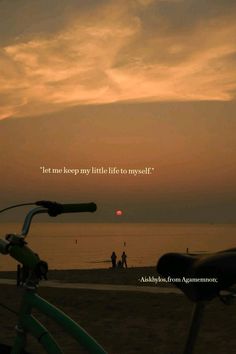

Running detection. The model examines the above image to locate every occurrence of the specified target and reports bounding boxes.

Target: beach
[1,267,236,353]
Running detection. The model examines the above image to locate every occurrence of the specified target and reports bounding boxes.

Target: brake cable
[0,203,36,214]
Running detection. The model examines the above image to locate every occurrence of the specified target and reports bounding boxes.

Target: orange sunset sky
[0,0,236,222]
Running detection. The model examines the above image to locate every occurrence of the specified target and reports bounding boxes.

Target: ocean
[0,222,236,271]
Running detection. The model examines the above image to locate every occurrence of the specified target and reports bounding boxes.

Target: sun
[115,210,123,216]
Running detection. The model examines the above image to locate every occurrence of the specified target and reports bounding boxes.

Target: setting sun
[115,210,123,216]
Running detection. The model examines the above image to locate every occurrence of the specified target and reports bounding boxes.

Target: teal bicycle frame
[11,284,106,354]
[0,202,107,354]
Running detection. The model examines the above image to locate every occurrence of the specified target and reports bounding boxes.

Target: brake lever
[35,201,63,217]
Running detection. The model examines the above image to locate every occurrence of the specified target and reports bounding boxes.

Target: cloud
[0,0,236,119]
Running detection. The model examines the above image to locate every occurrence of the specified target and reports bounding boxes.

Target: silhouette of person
[121,251,127,268]
[111,251,117,268]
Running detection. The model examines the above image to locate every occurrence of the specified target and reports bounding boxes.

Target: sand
[0,266,159,286]
[1,267,236,353]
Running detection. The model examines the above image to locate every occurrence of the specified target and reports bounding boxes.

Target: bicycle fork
[11,284,63,354]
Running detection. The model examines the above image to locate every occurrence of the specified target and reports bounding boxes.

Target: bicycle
[157,248,236,354]
[0,200,108,354]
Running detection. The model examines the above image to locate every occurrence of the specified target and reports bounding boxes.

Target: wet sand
[1,267,236,353]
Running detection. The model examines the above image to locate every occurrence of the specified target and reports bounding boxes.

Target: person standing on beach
[111,251,117,268]
[121,251,127,268]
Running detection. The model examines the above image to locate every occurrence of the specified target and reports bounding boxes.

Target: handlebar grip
[48,202,97,216]
[35,201,97,216]
[60,203,97,214]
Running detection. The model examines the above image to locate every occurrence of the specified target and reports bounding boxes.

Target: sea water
[0,222,235,271]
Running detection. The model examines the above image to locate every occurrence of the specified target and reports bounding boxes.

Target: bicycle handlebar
[59,202,97,213]
[0,200,97,272]
[35,201,97,216]
[0,200,97,238]
[18,201,97,236]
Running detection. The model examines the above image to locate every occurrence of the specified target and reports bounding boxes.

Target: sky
[0,0,236,223]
